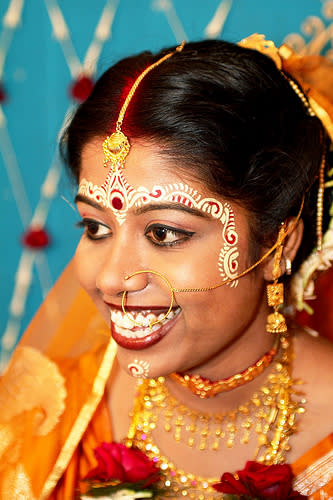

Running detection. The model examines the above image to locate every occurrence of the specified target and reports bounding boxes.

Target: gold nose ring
[121,270,175,330]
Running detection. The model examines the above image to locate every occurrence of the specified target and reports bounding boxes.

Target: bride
[1,35,333,499]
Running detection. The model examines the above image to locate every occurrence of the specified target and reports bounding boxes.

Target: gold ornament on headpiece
[103,41,185,171]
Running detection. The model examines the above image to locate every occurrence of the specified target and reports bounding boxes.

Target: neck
[166,299,279,413]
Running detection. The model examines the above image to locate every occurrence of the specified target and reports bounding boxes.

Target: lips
[107,304,181,350]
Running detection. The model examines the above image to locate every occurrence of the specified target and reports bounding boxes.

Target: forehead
[80,138,214,197]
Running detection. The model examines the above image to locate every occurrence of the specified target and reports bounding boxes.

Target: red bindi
[111,197,123,210]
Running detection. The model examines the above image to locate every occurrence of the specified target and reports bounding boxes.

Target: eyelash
[76,219,195,247]
[145,223,194,247]
[76,218,111,240]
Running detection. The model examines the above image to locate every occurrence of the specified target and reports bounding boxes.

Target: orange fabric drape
[292,433,333,498]
[0,263,117,500]
[49,396,112,499]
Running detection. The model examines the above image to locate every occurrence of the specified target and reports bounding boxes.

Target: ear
[263,218,304,281]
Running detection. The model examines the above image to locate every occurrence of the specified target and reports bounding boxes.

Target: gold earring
[266,224,288,334]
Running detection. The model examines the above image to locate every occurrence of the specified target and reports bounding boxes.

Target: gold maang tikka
[102,41,185,172]
[266,223,288,333]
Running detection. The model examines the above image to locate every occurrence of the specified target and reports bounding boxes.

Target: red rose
[213,461,307,499]
[214,471,249,496]
[85,442,160,485]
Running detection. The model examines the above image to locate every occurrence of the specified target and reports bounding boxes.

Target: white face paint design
[78,166,239,286]
[127,359,150,378]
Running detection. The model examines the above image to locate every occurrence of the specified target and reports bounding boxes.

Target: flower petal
[213,472,249,495]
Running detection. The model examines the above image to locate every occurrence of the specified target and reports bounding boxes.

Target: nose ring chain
[122,270,175,330]
[120,198,304,330]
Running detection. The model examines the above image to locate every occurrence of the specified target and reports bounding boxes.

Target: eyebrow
[75,194,211,219]
[75,194,105,211]
[134,202,211,219]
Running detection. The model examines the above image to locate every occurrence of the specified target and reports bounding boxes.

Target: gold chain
[116,41,185,131]
[103,41,185,171]
[173,197,304,293]
[126,335,306,498]
[317,143,326,252]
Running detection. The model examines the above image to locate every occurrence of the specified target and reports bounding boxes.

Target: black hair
[61,39,332,271]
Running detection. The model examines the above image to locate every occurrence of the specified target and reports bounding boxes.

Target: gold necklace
[170,336,279,398]
[126,335,306,499]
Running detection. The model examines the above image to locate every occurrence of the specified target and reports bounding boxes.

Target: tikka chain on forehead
[102,41,185,172]
[79,38,240,287]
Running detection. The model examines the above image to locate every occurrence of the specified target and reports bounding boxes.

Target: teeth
[147,313,156,324]
[113,323,161,338]
[123,314,134,329]
[110,307,181,338]
[136,313,147,326]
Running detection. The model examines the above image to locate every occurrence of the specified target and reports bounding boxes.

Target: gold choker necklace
[170,337,279,398]
[126,335,306,498]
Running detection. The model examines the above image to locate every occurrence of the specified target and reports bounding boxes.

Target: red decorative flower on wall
[69,75,94,102]
[22,227,51,249]
[0,83,7,103]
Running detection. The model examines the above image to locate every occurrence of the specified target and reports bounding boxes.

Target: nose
[96,234,148,300]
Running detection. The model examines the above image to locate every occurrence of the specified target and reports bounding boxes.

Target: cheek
[74,241,99,293]
[180,277,262,349]
[164,234,245,292]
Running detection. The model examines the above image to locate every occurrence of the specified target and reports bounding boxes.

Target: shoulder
[289,327,333,460]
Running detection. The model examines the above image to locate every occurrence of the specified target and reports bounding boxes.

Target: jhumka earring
[266,223,288,333]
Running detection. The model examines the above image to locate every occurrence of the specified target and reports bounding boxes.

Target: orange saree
[293,434,333,499]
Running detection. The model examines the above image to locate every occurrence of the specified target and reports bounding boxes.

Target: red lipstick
[110,310,180,350]
[104,301,172,313]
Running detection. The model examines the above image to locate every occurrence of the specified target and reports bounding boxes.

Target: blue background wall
[0,0,332,368]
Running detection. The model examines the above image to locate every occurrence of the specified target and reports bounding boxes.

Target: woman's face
[75,139,268,379]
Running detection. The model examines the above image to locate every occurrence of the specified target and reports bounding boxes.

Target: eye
[145,223,194,247]
[76,218,111,240]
